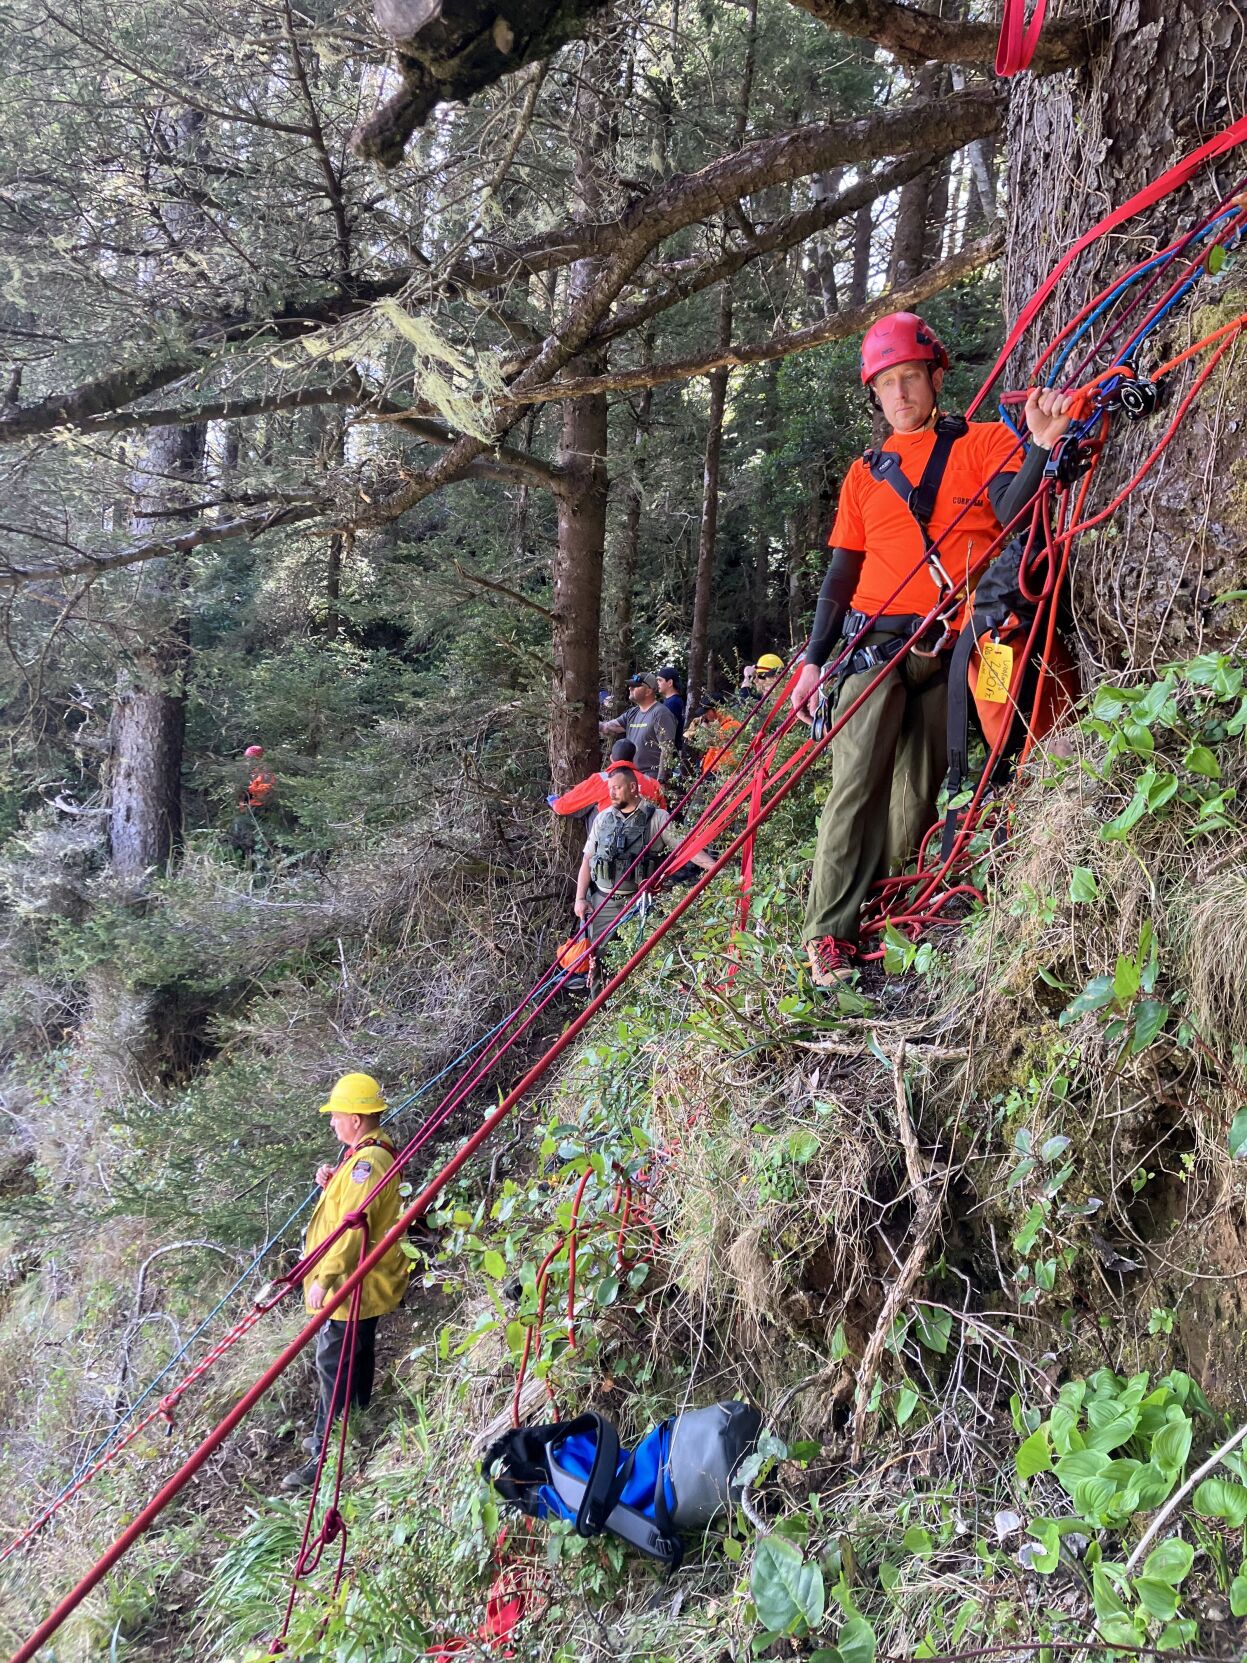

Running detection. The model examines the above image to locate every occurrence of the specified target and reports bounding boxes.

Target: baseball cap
[628,672,659,693]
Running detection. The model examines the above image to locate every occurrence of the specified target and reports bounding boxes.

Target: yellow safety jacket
[303,1135,410,1321]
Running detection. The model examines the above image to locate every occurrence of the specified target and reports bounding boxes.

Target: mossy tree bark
[1004,5,1247,669]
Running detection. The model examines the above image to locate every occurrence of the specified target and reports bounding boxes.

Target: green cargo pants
[802,634,949,949]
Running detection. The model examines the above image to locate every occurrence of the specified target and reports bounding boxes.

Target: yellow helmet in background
[319,1072,387,1116]
[756,653,785,672]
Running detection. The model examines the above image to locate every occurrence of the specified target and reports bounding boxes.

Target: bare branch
[452,558,555,619]
[503,233,1002,405]
[74,382,364,437]
[0,505,322,590]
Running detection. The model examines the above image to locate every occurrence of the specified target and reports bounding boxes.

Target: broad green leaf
[1101,787,1150,841]
[1157,1619,1198,1651]
[1026,1520,1060,1574]
[837,1616,876,1663]
[1134,1576,1179,1621]
[1193,1476,1247,1526]
[1113,954,1141,1002]
[1142,1537,1194,1585]
[903,1526,934,1557]
[1092,1567,1130,1623]
[895,1385,920,1426]
[1013,1204,1046,1255]
[1016,1427,1052,1479]
[1183,743,1221,778]
[1151,1420,1193,1473]
[595,1275,620,1307]
[1229,1108,1247,1159]
[1055,1448,1110,1485]
[1062,975,1115,1022]
[914,1306,952,1355]
[1131,1000,1168,1052]
[1071,1474,1119,1518]
[1050,1403,1084,1455]
[750,1537,825,1636]
[1069,867,1099,902]
[1229,1571,1247,1617]
[481,1249,507,1279]
[1083,1411,1139,1454]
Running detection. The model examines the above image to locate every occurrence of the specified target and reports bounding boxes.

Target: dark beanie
[610,738,637,762]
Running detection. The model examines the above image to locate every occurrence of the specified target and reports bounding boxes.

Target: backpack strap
[865,413,968,533]
[483,1413,620,1535]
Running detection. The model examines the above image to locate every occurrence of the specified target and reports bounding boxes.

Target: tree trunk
[610,365,653,706]
[552,374,608,806]
[108,422,203,885]
[549,35,615,844]
[1005,6,1247,669]
[851,199,873,307]
[687,286,731,711]
[889,66,945,287]
[752,359,780,655]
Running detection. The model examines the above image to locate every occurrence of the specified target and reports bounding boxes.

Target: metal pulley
[1118,377,1162,420]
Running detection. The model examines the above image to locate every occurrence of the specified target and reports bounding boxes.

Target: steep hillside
[7,650,1247,1660]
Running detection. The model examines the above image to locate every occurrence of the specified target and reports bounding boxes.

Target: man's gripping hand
[790,661,823,724]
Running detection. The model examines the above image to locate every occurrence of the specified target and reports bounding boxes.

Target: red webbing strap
[968,114,1247,418]
[994,0,1049,76]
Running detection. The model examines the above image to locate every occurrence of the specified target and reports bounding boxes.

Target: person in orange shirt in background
[789,311,1073,989]
[238,743,276,812]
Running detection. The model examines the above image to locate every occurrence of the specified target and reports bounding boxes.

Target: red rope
[994,0,1049,76]
[0,1295,283,1564]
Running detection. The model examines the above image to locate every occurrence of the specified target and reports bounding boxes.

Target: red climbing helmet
[244,744,264,758]
[860,312,950,385]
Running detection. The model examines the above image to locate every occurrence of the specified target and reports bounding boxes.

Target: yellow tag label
[977,639,1014,704]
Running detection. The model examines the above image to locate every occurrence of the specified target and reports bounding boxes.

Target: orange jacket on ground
[829,421,1019,616]
[550,763,667,817]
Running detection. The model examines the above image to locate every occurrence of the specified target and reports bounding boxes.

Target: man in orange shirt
[789,312,1072,987]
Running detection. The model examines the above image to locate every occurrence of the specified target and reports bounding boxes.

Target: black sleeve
[805,547,866,667]
[989,441,1051,531]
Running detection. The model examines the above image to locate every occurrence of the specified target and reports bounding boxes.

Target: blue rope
[1043,210,1238,388]
[62,974,559,1495]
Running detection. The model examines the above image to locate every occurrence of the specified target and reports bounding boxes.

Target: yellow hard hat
[319,1072,387,1116]
[756,653,785,672]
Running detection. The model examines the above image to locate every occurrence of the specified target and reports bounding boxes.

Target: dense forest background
[3,0,1247,1657]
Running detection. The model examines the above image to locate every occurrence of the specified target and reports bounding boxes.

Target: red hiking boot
[807,936,856,989]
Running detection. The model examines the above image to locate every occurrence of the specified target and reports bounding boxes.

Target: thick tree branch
[364,93,1002,523]
[785,0,1095,72]
[445,87,1001,291]
[356,0,611,166]
[0,277,413,445]
[567,150,940,361]
[503,232,1003,404]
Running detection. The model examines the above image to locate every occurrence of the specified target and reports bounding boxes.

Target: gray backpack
[484,1401,761,1568]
